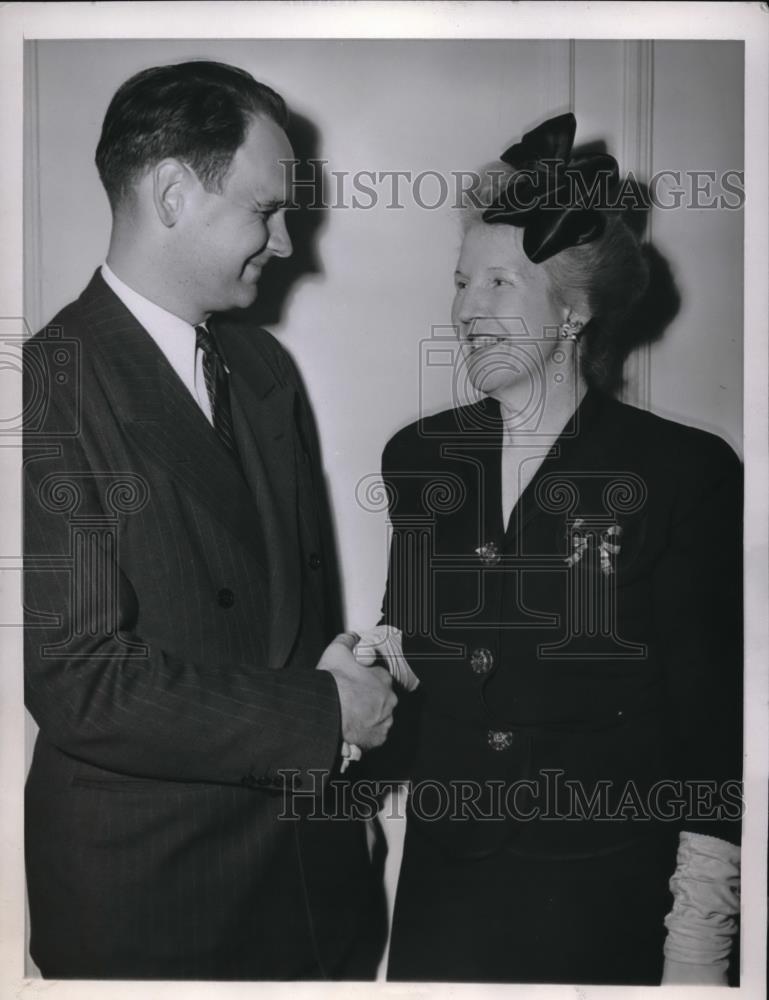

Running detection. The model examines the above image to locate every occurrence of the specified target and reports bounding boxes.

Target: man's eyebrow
[254,198,285,210]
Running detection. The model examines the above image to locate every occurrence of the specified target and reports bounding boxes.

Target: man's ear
[152,159,188,227]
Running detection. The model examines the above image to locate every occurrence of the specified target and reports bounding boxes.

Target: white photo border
[1,4,766,1000]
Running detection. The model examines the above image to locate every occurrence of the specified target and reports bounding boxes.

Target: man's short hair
[95,60,289,211]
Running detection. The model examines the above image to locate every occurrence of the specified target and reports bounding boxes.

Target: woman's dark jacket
[372,389,742,860]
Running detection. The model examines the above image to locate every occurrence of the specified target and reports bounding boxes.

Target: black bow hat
[482,112,619,263]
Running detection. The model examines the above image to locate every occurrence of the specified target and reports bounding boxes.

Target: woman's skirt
[387,821,676,984]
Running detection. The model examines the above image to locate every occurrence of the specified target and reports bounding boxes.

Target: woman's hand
[352,625,420,692]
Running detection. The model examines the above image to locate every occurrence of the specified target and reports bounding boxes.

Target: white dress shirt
[101,263,213,425]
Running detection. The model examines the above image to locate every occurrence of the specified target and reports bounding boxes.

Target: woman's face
[451,221,570,398]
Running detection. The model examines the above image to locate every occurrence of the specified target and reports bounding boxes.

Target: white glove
[352,625,420,692]
[661,831,740,985]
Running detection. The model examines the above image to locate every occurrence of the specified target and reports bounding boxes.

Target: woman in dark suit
[374,114,742,985]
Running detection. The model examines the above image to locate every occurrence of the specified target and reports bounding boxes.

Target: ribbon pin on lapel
[565,519,623,576]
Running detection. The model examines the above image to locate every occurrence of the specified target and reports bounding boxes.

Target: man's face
[179,114,294,315]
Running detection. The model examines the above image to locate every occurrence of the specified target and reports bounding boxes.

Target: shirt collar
[100,263,199,390]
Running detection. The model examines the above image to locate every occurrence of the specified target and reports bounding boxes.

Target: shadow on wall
[615,241,681,391]
[224,110,327,331]
[615,173,682,396]
[572,140,682,397]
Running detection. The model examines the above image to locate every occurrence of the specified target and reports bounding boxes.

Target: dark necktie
[195,325,239,458]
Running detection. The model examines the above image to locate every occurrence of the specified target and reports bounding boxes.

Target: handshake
[316,625,418,760]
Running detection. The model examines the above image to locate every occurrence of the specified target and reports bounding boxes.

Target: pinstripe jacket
[23,271,371,979]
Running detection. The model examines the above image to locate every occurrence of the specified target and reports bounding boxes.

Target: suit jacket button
[308,553,322,570]
[470,648,494,675]
[217,588,235,608]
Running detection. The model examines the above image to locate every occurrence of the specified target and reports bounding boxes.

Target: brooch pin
[564,519,623,576]
[475,541,502,566]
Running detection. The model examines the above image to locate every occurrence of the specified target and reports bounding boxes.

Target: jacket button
[475,541,501,566]
[487,730,514,751]
[217,588,235,608]
[470,648,494,675]
[308,553,322,570]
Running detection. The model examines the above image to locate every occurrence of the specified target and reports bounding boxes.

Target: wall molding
[23,40,42,337]
[544,39,575,115]
[619,40,655,410]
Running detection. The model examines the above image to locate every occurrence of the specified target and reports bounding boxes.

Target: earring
[559,318,583,341]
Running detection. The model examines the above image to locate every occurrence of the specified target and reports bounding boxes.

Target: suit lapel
[216,325,302,672]
[80,271,266,562]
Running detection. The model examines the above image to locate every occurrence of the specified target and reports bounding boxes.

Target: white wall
[24,38,744,976]
[650,41,743,446]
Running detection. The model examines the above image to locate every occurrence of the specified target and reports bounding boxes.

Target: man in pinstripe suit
[23,60,395,980]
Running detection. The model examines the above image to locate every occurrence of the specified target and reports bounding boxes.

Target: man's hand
[317,633,397,750]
